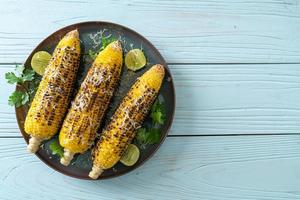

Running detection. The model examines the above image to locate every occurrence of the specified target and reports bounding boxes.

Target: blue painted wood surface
[0,0,300,199]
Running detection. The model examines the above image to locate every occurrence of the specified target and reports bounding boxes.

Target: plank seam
[1,133,300,139]
[2,62,300,66]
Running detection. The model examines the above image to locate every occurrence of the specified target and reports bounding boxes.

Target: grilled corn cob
[25,30,81,153]
[59,41,123,166]
[89,64,165,179]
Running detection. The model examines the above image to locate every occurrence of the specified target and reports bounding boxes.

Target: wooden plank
[1,136,300,199]
[0,0,300,63]
[2,64,300,136]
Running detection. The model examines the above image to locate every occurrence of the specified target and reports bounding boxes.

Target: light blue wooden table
[1,0,300,199]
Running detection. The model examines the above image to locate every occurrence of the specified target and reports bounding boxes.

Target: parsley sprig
[150,100,166,125]
[135,98,166,146]
[5,64,40,107]
[136,128,161,145]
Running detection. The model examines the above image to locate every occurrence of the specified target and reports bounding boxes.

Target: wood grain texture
[1,136,300,200]
[2,64,300,136]
[1,1,300,199]
[0,0,300,63]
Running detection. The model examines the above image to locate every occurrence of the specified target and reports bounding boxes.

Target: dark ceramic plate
[16,21,175,180]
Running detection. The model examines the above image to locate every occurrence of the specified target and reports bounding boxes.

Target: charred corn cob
[59,41,123,166]
[89,64,165,179]
[25,30,81,153]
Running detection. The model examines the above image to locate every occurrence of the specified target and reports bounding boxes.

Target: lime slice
[120,144,140,166]
[125,49,146,71]
[31,51,51,75]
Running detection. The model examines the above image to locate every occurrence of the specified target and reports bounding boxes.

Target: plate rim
[15,21,176,180]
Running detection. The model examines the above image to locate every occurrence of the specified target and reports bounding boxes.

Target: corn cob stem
[89,165,104,179]
[27,137,42,153]
[60,149,75,166]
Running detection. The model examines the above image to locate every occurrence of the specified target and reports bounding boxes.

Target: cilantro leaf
[151,110,164,125]
[136,128,161,145]
[87,35,117,60]
[135,128,148,144]
[22,69,35,82]
[21,92,29,105]
[100,36,116,50]
[8,91,29,107]
[150,99,166,125]
[5,67,35,84]
[5,72,21,84]
[49,139,64,158]
[16,64,25,74]
[146,128,161,144]
[5,65,39,107]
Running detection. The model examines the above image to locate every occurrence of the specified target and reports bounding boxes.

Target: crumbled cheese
[88,30,104,48]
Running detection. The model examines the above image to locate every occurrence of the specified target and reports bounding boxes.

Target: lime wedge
[125,49,146,71]
[31,51,51,75]
[120,144,140,166]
